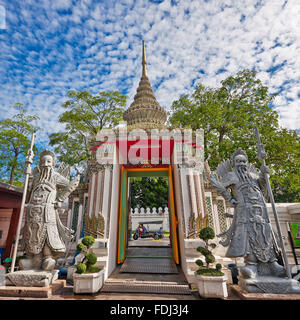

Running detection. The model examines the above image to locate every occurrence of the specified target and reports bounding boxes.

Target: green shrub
[196,268,224,277]
[215,264,222,271]
[77,263,87,274]
[195,227,223,276]
[86,266,101,273]
[82,236,95,248]
[197,246,210,256]
[199,227,215,241]
[77,243,86,252]
[75,237,101,274]
[195,259,204,267]
[205,254,215,265]
[86,253,97,265]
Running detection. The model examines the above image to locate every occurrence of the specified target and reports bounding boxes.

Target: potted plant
[194,227,228,298]
[73,236,104,294]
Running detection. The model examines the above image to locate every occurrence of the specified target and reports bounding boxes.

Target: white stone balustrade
[129,206,170,232]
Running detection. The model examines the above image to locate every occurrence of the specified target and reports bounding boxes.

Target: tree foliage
[0,103,39,185]
[49,90,127,174]
[130,177,169,209]
[168,69,300,202]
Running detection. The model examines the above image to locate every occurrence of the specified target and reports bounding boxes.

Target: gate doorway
[117,166,179,270]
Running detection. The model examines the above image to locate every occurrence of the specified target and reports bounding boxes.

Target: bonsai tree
[76,236,101,274]
[195,227,224,276]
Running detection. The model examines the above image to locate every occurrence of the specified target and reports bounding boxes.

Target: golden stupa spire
[123,40,167,129]
[142,40,147,78]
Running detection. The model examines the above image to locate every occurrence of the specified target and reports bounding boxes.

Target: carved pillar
[194,172,202,218]
[88,173,96,218]
[102,167,112,239]
[180,167,191,238]
[188,168,198,218]
[94,171,103,217]
[199,173,208,218]
[76,204,83,241]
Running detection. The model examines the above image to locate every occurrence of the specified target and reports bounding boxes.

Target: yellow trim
[168,165,179,264]
[117,165,179,265]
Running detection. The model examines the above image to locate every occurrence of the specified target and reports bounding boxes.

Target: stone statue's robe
[22,172,72,256]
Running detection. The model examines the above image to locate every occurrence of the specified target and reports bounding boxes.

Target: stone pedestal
[5,270,58,287]
[239,276,300,294]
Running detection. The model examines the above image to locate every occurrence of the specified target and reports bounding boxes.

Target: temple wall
[0,209,12,249]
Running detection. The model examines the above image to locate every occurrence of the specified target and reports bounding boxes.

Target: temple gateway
[67,41,237,287]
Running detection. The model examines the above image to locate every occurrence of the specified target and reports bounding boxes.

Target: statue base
[0,279,65,298]
[5,270,59,287]
[239,276,300,294]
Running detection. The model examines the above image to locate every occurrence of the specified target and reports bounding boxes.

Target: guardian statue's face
[234,154,248,168]
[40,155,54,168]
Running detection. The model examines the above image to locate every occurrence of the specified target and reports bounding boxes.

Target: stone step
[95,256,107,269]
[91,247,108,255]
[100,282,191,295]
[93,238,108,248]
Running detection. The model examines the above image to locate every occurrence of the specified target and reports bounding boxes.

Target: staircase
[100,265,191,295]
[90,239,108,270]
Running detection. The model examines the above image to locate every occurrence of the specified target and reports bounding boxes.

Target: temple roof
[123,41,167,129]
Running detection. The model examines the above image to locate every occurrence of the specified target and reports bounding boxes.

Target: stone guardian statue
[19,149,80,272]
[210,148,300,293]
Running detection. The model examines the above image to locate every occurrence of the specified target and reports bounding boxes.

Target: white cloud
[0,0,300,152]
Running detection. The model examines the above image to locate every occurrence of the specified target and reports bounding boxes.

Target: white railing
[130,207,169,215]
[129,207,170,232]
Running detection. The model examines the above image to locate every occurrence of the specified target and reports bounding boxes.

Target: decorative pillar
[76,204,83,242]
[180,167,191,238]
[88,173,96,218]
[94,171,103,217]
[188,168,198,218]
[106,151,121,279]
[193,172,203,218]
[102,167,112,239]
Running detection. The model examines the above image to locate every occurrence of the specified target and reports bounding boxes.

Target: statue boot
[41,244,56,271]
[42,256,56,271]
[19,253,42,270]
[269,261,286,277]
[240,254,258,279]
[240,263,258,279]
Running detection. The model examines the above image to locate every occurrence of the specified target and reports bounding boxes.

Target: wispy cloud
[0,0,299,150]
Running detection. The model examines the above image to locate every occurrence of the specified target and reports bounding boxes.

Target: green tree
[0,103,39,185]
[130,177,169,209]
[168,69,300,202]
[49,90,127,173]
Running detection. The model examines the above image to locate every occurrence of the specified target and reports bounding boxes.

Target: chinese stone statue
[210,148,300,293]
[210,148,285,279]
[19,149,80,272]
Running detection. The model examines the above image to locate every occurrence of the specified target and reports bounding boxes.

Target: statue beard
[39,166,53,182]
[236,165,251,183]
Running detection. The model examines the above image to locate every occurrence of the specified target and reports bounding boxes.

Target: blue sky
[0,0,299,148]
